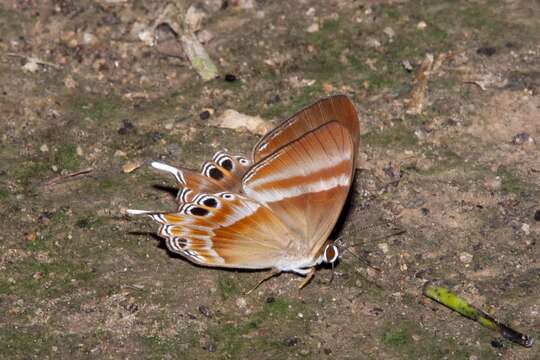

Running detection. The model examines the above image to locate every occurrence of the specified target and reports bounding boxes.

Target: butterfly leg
[245,268,281,295]
[298,267,316,290]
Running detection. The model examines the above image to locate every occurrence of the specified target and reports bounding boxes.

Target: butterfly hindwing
[152,151,251,204]
[148,192,295,269]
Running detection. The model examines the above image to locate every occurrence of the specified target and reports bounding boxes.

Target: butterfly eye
[323,244,339,263]
[188,206,210,217]
[219,158,234,171]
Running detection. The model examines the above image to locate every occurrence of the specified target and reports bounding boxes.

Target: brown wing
[243,121,355,260]
[152,151,251,203]
[252,95,360,165]
[140,192,295,269]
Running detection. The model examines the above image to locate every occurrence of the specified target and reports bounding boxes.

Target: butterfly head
[322,243,339,264]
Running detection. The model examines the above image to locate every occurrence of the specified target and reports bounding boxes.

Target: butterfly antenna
[342,222,406,271]
[343,247,381,272]
[346,222,406,249]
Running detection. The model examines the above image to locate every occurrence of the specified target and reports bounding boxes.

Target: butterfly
[128,95,360,290]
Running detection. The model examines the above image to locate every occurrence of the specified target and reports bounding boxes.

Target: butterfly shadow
[127,230,266,277]
[152,184,178,200]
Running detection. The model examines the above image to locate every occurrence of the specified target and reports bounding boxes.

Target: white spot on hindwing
[237,156,250,166]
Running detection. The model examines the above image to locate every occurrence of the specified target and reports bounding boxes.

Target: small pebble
[267,94,281,104]
[40,144,49,153]
[25,232,37,241]
[236,297,247,309]
[197,29,214,43]
[484,176,502,191]
[400,263,408,271]
[402,60,413,72]
[199,110,211,120]
[378,242,389,254]
[224,74,237,82]
[122,160,143,173]
[118,119,135,135]
[82,32,97,46]
[414,127,430,140]
[383,26,395,39]
[459,252,473,264]
[306,23,319,33]
[511,132,533,145]
[284,337,298,346]
[417,21,427,30]
[365,37,381,48]
[477,46,497,57]
[198,305,212,318]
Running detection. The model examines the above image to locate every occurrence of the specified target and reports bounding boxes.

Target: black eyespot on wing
[203,197,218,208]
[209,167,224,180]
[221,159,233,171]
[190,207,209,216]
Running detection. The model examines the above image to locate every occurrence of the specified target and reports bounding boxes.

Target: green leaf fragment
[423,282,533,348]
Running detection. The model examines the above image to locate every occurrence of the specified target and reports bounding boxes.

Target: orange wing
[252,95,360,165]
[142,192,295,269]
[130,96,359,271]
[243,121,355,260]
[151,151,251,204]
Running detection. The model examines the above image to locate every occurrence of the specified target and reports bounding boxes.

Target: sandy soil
[0,0,538,359]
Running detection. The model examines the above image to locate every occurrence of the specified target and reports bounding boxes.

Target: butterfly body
[128,95,360,288]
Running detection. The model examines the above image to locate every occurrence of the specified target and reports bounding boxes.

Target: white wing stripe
[245,173,350,203]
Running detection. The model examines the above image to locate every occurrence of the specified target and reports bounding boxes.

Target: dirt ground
[1,0,539,359]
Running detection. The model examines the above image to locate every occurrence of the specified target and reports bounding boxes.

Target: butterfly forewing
[243,120,355,259]
[252,95,359,164]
